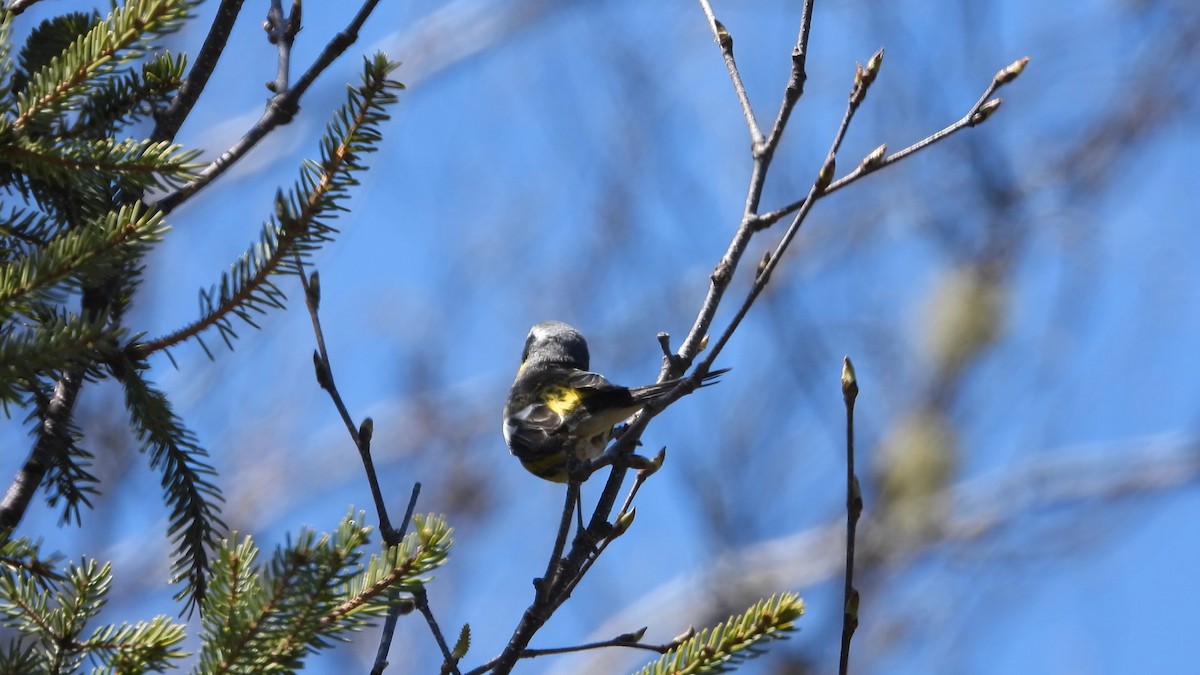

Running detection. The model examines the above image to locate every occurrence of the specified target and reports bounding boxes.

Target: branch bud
[613,508,637,536]
[643,447,666,477]
[672,626,698,644]
[313,351,332,390]
[306,270,321,310]
[845,588,860,624]
[860,143,887,171]
[969,98,1003,126]
[756,249,772,282]
[865,47,885,81]
[616,627,648,644]
[359,417,374,446]
[816,156,836,192]
[841,356,858,404]
[714,19,733,52]
[657,332,672,357]
[994,56,1030,86]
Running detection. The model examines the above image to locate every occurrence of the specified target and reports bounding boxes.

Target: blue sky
[3,0,1199,673]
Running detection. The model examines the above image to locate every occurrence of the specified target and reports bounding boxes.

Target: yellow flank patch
[522,453,569,483]
[541,384,582,416]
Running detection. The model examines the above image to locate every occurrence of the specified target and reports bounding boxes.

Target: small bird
[503,321,727,482]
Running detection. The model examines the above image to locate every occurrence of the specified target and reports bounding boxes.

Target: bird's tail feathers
[628,367,730,403]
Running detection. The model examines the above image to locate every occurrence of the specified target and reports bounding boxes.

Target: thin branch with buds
[157,0,384,214]
[838,357,861,675]
[265,0,303,94]
[151,0,248,144]
[298,264,458,674]
[519,626,691,657]
[477,2,1028,671]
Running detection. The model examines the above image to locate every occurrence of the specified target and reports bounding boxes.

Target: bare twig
[478,9,1029,674]
[838,357,861,675]
[298,267,397,542]
[156,0,384,214]
[539,481,579,603]
[753,57,1031,229]
[697,50,881,373]
[152,0,248,144]
[5,0,46,16]
[300,263,447,675]
[759,1,814,161]
[264,0,303,94]
[371,483,422,675]
[414,586,462,675]
[564,438,1198,674]
[696,0,762,146]
[518,626,687,657]
[675,0,816,372]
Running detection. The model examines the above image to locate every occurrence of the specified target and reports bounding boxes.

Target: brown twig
[414,586,462,675]
[697,1,762,146]
[476,7,1028,673]
[753,57,1031,229]
[152,0,248,144]
[298,266,396,540]
[264,0,303,94]
[838,357,861,675]
[518,626,689,657]
[370,483,422,675]
[156,0,384,214]
[5,0,46,16]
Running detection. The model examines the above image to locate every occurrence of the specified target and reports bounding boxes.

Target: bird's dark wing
[564,370,626,394]
[503,400,566,461]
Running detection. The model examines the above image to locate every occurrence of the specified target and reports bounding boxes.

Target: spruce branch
[11,0,198,132]
[0,206,60,255]
[70,50,188,137]
[1,136,200,190]
[117,368,225,615]
[78,615,187,672]
[0,12,11,103]
[196,512,450,674]
[0,202,166,317]
[36,401,98,527]
[0,639,40,672]
[633,594,804,675]
[10,11,99,102]
[0,311,125,406]
[0,534,65,584]
[133,54,403,359]
[0,557,187,673]
[155,0,386,213]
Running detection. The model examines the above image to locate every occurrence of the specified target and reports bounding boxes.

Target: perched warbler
[502,321,727,482]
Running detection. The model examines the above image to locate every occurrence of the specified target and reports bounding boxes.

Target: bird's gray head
[521,321,590,370]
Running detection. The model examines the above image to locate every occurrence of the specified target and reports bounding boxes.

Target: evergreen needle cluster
[636,594,805,675]
[0,2,424,671]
